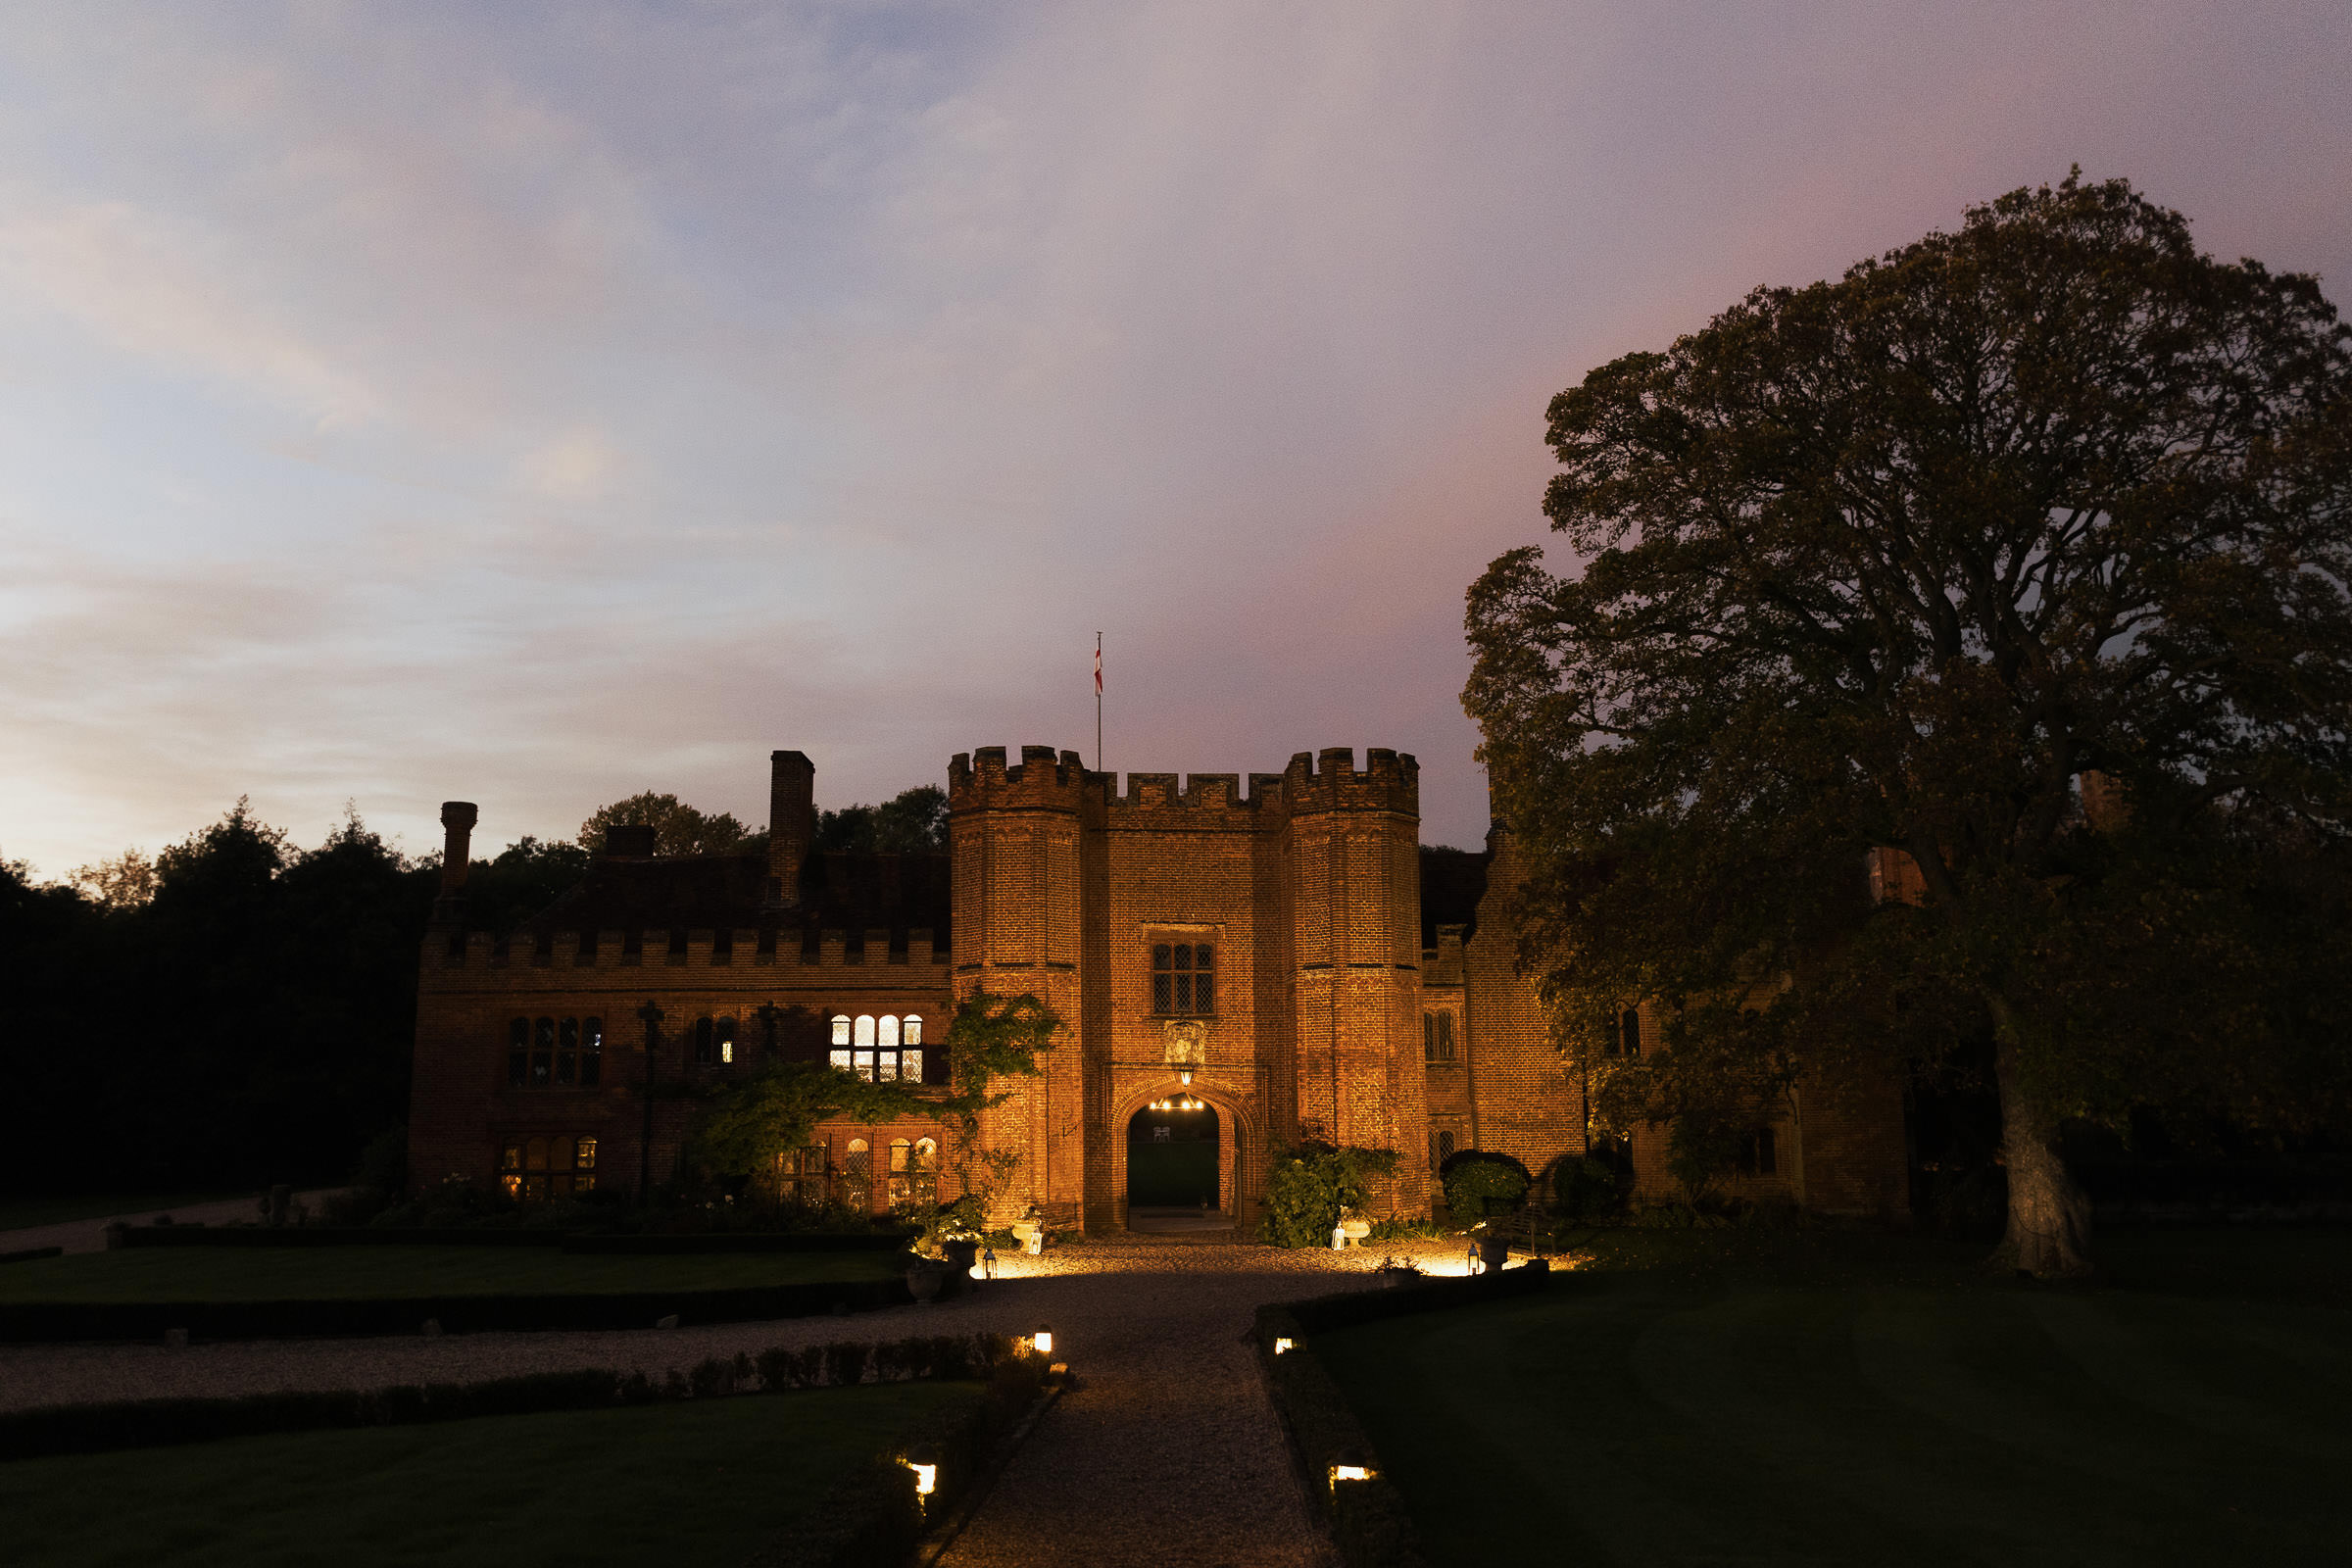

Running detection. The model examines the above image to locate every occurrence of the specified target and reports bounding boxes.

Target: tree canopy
[1465,173,2352,1276]
[577,793,755,858]
[814,785,950,855]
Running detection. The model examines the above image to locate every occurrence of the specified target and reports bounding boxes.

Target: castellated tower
[1283,748,1431,1214]
[948,746,1092,1227]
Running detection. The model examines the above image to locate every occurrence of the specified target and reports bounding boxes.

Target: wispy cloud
[1,0,2347,874]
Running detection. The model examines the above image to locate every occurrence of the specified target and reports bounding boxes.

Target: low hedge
[1253,1261,1554,1568]
[1,1248,65,1266]
[741,1356,1047,1568]
[0,1267,929,1343]
[0,1330,1031,1462]
[104,1226,915,1253]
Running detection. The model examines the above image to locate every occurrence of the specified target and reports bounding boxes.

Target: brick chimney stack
[768,751,816,906]
[439,802,478,895]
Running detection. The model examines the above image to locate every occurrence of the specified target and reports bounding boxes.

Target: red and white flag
[1094,642,1102,694]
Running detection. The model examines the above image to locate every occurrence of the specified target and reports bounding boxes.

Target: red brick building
[407,746,1906,1230]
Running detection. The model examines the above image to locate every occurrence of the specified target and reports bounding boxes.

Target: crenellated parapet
[425,925,949,977]
[1281,747,1419,817]
[948,745,1092,814]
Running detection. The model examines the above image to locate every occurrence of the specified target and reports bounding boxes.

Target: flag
[1095,642,1102,695]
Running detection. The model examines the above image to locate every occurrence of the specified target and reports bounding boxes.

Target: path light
[904,1442,939,1500]
[1273,1337,1295,1355]
[1032,1324,1054,1355]
[1329,1446,1375,1491]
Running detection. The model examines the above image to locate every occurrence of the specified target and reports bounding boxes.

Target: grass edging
[0,1330,1034,1463]
[0,1270,929,1343]
[1253,1261,1554,1568]
[104,1226,915,1253]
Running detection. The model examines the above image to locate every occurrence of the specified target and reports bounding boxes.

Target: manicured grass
[0,1246,905,1304]
[0,1379,986,1567]
[1312,1227,2352,1567]
[0,1194,247,1233]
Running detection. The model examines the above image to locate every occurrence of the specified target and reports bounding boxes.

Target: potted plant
[905,1257,951,1304]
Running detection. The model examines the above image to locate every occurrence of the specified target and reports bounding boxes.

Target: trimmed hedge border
[0,1265,936,1343]
[0,1329,1033,1462]
[1,1248,65,1266]
[1254,1261,1554,1568]
[104,1225,915,1253]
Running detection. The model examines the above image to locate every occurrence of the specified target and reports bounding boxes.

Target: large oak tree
[1466,175,2352,1275]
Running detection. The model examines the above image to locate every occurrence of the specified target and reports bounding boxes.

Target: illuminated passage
[1127,1100,1218,1208]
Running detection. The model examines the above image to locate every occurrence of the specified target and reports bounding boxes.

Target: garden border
[1252,1260,1553,1568]
[104,1225,915,1253]
[0,1266,933,1343]
[0,1329,1031,1462]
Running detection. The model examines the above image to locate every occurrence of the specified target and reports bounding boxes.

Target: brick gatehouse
[406,747,1906,1230]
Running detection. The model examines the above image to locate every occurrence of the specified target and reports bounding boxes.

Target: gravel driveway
[1,1234,1476,1567]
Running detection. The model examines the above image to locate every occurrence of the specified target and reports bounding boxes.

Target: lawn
[0,1379,986,1567]
[0,1194,247,1233]
[1311,1227,2352,1568]
[0,1245,906,1304]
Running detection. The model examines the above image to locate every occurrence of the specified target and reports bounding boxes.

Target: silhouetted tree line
[2,783,944,1198]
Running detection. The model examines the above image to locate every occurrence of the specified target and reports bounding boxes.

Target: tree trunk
[1987,1001,2095,1279]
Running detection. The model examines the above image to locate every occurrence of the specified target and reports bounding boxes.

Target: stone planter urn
[1337,1213,1373,1246]
[941,1238,980,1276]
[1475,1232,1513,1269]
[1009,1208,1044,1255]
[906,1260,950,1304]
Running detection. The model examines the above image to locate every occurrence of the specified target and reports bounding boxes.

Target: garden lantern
[1273,1337,1295,1355]
[1328,1446,1375,1491]
[1032,1324,1054,1355]
[905,1442,939,1500]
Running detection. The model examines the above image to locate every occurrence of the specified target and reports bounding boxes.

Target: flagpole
[1095,631,1103,775]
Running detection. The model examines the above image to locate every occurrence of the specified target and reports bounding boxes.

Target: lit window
[831,1014,852,1046]
[844,1139,872,1212]
[1152,943,1215,1015]
[855,1015,876,1048]
[499,1135,596,1201]
[830,1048,853,1071]
[903,1015,922,1046]
[716,1016,736,1065]
[879,1014,900,1050]
[902,1049,923,1082]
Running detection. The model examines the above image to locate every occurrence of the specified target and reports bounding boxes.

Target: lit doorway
[1127,1098,1220,1226]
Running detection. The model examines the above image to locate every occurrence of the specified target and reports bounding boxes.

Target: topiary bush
[1441,1154,1529,1219]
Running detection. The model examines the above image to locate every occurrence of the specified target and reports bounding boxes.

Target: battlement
[949,745,1092,811]
[1104,769,1276,821]
[1280,747,1419,816]
[430,924,951,976]
[948,743,1416,820]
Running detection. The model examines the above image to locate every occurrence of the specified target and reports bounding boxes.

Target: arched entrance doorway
[1126,1097,1220,1222]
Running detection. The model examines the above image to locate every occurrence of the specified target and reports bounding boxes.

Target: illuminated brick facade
[407,746,1908,1229]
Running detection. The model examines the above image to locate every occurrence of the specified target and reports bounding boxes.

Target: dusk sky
[5,2,2348,877]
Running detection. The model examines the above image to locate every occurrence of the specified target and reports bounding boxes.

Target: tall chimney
[768,751,815,905]
[439,802,478,895]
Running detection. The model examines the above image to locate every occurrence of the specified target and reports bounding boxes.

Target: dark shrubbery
[1259,1143,1405,1249]
[1439,1152,1529,1219]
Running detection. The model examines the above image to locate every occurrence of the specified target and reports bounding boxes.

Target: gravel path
[0,1234,1476,1566]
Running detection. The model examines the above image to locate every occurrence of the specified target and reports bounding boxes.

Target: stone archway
[1109,1080,1255,1234]
[1127,1098,1219,1211]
